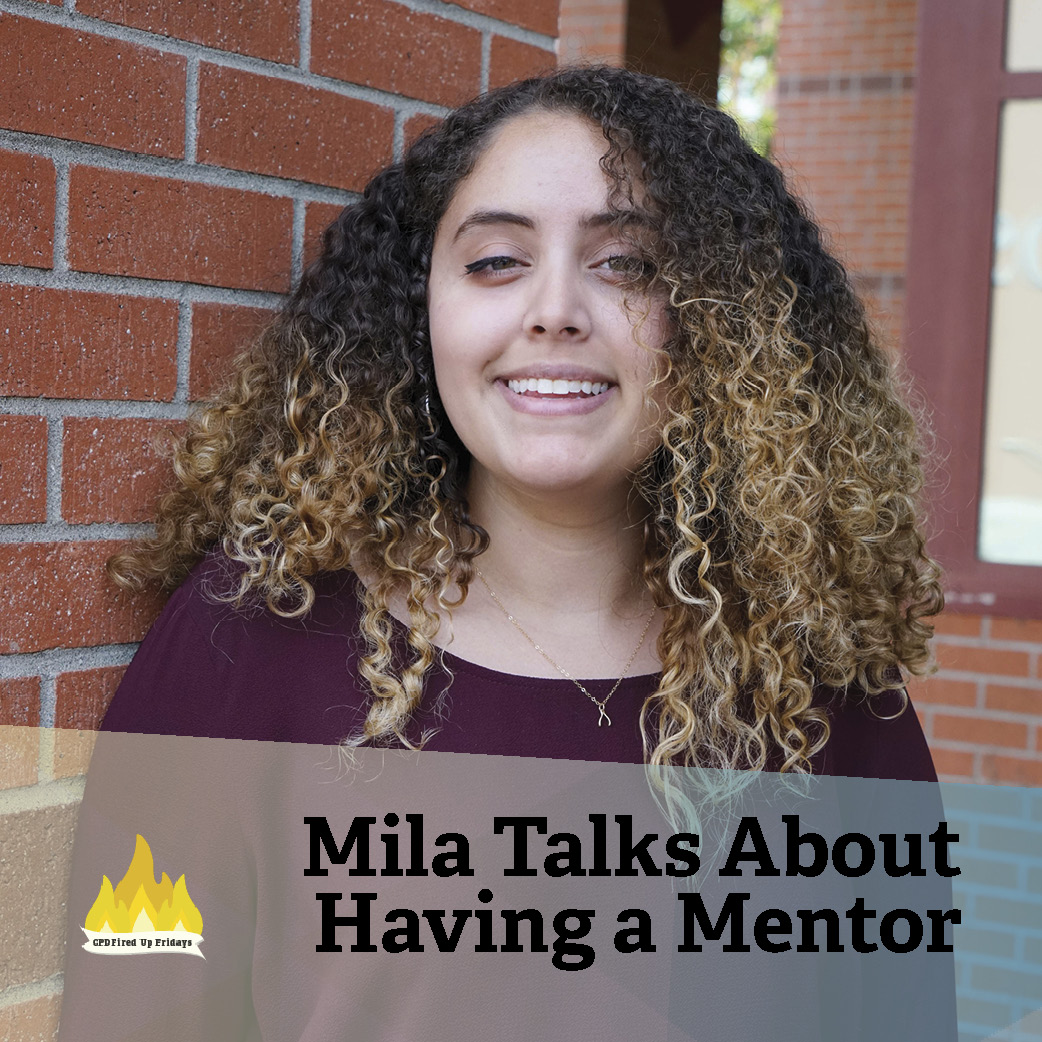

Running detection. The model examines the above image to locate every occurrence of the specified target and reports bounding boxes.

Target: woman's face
[427,110,668,505]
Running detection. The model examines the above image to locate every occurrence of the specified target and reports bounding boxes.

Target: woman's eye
[602,255,650,276]
[464,256,520,275]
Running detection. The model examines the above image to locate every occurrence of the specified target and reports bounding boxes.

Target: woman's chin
[474,458,635,504]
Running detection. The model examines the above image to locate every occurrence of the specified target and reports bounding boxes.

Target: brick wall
[558,0,625,65]
[0,0,557,1031]
[774,0,1042,787]
[774,0,917,350]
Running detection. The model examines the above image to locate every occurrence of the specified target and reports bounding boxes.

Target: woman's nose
[522,261,592,341]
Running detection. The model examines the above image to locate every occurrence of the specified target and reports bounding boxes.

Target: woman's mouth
[505,378,611,399]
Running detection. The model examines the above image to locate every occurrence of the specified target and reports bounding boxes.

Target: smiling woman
[97,65,943,780]
[57,64,954,1042]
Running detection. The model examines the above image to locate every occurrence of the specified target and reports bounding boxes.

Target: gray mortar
[184,58,200,164]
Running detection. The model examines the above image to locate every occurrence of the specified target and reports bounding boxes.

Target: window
[905,0,1042,617]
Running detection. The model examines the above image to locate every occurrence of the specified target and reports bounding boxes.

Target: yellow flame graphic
[84,835,203,934]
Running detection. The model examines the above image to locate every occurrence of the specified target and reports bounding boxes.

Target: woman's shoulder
[810,679,937,783]
[101,550,370,744]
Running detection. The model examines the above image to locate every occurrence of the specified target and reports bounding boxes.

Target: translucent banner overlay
[7,730,1036,1041]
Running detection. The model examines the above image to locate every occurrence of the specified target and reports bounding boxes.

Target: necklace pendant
[475,568,655,733]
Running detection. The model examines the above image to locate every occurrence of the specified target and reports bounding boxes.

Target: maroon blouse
[102,551,937,782]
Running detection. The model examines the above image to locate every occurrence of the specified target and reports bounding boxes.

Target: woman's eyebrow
[583,210,653,231]
[452,210,535,242]
[452,209,652,242]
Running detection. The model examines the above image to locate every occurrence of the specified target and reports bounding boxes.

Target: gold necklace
[474,568,656,727]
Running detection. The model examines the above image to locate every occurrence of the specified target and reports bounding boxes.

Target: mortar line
[0,131,359,201]
[299,0,312,73]
[0,973,63,1012]
[184,57,200,163]
[291,198,307,287]
[52,160,69,273]
[480,30,491,94]
[174,297,193,404]
[44,410,63,525]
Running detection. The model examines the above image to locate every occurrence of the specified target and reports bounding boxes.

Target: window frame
[905,0,1042,618]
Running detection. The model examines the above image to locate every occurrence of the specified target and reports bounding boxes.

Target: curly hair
[110,65,943,775]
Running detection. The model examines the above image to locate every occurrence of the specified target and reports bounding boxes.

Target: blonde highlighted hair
[110,65,943,774]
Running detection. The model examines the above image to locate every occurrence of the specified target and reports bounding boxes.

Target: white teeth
[506,378,611,397]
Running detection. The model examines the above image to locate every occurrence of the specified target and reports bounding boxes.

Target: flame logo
[82,835,204,957]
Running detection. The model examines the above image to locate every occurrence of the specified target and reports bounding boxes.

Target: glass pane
[979,99,1042,565]
[1007,0,1042,72]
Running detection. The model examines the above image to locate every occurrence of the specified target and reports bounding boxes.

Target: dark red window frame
[905,0,1042,618]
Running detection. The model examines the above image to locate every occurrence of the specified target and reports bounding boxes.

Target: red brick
[558,0,624,64]
[933,714,1029,750]
[311,0,481,107]
[404,113,443,150]
[984,684,1042,716]
[930,612,983,638]
[55,665,126,730]
[929,746,974,780]
[935,644,1032,678]
[990,617,1042,644]
[54,666,126,777]
[77,0,298,64]
[54,728,96,778]
[451,0,559,37]
[0,804,78,985]
[774,91,914,278]
[0,285,177,400]
[62,417,186,524]
[0,994,61,1042]
[778,2,919,79]
[488,36,556,90]
[0,677,40,726]
[68,168,293,292]
[0,415,47,523]
[0,541,163,654]
[0,14,184,157]
[908,676,977,707]
[0,150,54,268]
[190,302,274,400]
[0,726,38,791]
[980,753,1042,787]
[197,64,393,191]
[303,201,345,270]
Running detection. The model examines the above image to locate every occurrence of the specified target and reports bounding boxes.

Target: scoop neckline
[348,572,661,690]
[437,643,661,690]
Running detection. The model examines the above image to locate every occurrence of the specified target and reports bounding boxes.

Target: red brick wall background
[774,0,1042,788]
[558,0,625,65]
[0,0,556,1031]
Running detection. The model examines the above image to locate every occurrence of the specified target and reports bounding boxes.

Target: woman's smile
[497,363,617,415]
[496,374,617,416]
